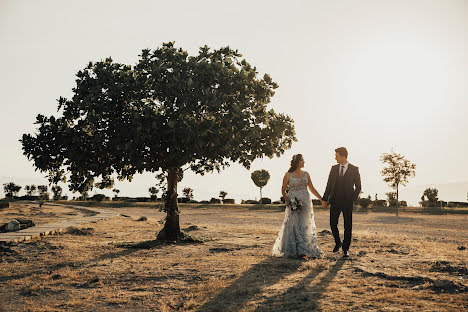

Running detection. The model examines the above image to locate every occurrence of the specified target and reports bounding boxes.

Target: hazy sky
[1,0,467,205]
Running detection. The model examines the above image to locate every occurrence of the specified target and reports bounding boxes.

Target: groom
[322,147,361,257]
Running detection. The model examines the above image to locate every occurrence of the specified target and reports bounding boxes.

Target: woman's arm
[307,172,323,201]
[282,173,290,206]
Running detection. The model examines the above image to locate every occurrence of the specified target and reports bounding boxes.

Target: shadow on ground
[198,257,346,312]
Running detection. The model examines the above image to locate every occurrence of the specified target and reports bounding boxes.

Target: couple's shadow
[198,256,345,312]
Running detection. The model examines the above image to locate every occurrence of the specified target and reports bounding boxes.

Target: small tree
[51,185,63,201]
[25,185,37,196]
[422,188,439,207]
[182,187,194,200]
[37,185,49,207]
[380,150,416,216]
[80,191,89,201]
[219,191,228,203]
[3,182,22,199]
[112,188,120,199]
[149,187,159,201]
[251,169,270,202]
[386,192,397,207]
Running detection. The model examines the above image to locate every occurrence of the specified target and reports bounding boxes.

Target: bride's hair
[288,154,303,173]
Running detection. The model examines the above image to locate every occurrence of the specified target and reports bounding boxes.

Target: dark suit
[323,163,361,252]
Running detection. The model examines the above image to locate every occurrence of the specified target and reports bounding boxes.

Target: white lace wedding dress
[272,171,323,258]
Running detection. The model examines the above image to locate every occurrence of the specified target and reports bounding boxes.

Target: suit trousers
[330,204,353,251]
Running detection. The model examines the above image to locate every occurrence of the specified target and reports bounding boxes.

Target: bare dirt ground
[0,201,97,227]
[0,202,467,312]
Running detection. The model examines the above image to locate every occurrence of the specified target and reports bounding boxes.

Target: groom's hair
[335,147,348,158]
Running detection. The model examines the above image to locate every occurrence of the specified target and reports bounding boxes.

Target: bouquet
[289,197,303,212]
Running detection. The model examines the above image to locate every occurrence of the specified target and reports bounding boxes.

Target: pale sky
[1,0,467,205]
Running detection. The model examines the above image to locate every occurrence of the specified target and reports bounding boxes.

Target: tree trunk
[396,184,399,216]
[157,167,182,241]
[260,187,263,204]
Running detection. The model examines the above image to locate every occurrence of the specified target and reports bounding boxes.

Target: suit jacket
[323,163,361,206]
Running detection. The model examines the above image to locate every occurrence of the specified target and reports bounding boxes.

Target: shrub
[178,197,190,203]
[244,200,259,204]
[448,201,468,208]
[421,200,445,208]
[91,194,107,202]
[359,198,371,208]
[134,197,151,202]
[18,195,39,200]
[223,199,235,204]
[272,201,282,204]
[259,198,271,204]
[199,200,210,204]
[210,198,221,204]
[188,200,198,203]
[372,200,387,207]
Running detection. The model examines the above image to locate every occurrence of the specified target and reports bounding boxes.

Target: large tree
[21,42,296,241]
[380,150,416,216]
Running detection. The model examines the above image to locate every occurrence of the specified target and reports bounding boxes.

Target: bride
[272,154,324,258]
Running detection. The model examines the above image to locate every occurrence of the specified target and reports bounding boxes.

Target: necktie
[340,165,344,176]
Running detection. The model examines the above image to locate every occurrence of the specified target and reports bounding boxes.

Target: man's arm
[353,166,361,201]
[322,167,333,203]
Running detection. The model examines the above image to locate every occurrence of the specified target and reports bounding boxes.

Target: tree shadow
[198,256,305,312]
[253,258,346,311]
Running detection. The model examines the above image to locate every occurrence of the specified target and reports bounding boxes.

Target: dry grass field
[0,201,467,311]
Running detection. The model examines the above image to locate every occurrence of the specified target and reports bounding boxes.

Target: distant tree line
[3,156,467,208]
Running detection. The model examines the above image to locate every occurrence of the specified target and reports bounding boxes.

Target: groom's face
[335,152,346,164]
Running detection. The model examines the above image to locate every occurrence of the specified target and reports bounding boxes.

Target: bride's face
[299,157,305,168]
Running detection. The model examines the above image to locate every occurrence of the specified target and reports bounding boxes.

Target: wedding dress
[272,171,322,258]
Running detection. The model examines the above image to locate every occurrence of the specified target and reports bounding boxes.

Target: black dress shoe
[342,250,349,258]
[333,243,342,253]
